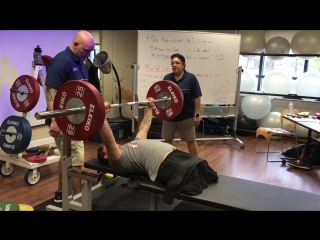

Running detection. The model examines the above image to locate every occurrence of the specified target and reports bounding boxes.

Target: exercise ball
[241,94,271,120]
[259,111,281,139]
[265,36,291,61]
[295,72,320,98]
[240,30,266,56]
[259,112,281,128]
[240,71,256,92]
[291,30,320,60]
[236,113,258,136]
[262,71,293,95]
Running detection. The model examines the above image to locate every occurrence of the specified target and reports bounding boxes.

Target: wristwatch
[194,114,200,118]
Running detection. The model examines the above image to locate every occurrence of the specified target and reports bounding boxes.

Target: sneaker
[287,159,311,170]
[54,191,62,203]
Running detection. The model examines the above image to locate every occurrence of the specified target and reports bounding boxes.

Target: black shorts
[157,150,195,185]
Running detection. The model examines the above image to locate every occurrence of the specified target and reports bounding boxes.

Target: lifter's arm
[135,97,155,140]
[100,102,122,160]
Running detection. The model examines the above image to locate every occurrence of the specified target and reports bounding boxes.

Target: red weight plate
[10,75,41,112]
[53,80,105,141]
[27,155,47,163]
[42,55,52,68]
[147,80,184,120]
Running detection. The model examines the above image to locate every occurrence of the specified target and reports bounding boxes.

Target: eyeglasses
[170,61,183,66]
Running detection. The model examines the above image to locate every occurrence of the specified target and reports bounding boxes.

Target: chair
[253,108,299,163]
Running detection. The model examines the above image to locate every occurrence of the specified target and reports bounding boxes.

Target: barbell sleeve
[34,97,171,120]
[35,107,86,120]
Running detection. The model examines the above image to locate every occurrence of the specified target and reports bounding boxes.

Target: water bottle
[33,45,43,65]
[287,102,294,116]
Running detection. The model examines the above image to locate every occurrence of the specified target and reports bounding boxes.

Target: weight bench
[84,158,320,211]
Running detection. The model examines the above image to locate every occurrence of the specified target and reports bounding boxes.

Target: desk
[282,116,320,156]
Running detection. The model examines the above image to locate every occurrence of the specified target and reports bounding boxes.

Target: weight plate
[39,144,49,151]
[0,116,31,154]
[19,117,32,154]
[27,155,47,163]
[10,75,41,112]
[18,204,34,211]
[25,147,39,153]
[0,201,19,211]
[42,55,52,68]
[147,80,184,120]
[53,80,106,141]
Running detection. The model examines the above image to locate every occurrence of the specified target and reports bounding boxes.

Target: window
[239,52,320,99]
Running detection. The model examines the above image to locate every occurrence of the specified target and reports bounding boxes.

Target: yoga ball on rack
[240,71,257,92]
[241,94,271,120]
[261,71,293,95]
[291,30,320,60]
[239,30,266,57]
[295,72,320,99]
[265,36,291,61]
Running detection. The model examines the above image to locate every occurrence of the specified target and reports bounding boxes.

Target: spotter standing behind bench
[98,97,219,204]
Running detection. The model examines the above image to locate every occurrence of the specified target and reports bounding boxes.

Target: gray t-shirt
[108,139,177,181]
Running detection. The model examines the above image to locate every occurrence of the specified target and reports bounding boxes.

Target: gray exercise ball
[265,36,291,61]
[291,30,320,60]
[240,30,266,56]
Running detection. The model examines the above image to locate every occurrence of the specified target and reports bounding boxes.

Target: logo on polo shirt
[73,67,78,71]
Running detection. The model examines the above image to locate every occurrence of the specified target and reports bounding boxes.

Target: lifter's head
[97,144,121,164]
[70,30,95,61]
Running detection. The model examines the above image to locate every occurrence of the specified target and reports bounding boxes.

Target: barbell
[34,80,184,141]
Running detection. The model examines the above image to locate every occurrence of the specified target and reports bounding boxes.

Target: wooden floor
[1,131,319,208]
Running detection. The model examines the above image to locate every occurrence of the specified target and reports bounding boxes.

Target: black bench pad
[139,176,320,211]
[85,158,320,211]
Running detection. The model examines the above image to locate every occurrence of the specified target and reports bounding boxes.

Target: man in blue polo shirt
[161,53,202,156]
[45,30,95,203]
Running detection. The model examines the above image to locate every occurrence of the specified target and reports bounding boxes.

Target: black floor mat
[34,180,221,211]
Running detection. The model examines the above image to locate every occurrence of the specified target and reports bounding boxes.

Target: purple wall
[0,30,80,126]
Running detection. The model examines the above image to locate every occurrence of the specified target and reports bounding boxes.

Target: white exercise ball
[241,94,271,120]
[291,30,320,60]
[259,111,281,139]
[295,72,320,98]
[259,112,281,128]
[240,30,266,56]
[262,71,293,95]
[240,71,256,92]
[265,36,291,61]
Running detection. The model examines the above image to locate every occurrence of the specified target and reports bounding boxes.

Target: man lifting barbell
[35,80,219,204]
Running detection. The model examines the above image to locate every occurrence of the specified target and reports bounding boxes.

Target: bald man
[45,30,95,203]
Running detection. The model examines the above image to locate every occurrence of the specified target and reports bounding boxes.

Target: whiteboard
[137,30,241,105]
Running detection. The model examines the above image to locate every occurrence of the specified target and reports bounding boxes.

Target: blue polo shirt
[45,46,89,126]
[163,70,202,121]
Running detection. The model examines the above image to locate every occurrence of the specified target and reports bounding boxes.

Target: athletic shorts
[161,118,196,141]
[54,135,84,166]
[157,149,194,184]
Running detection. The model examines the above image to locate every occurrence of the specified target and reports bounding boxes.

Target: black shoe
[287,159,311,170]
[54,191,62,203]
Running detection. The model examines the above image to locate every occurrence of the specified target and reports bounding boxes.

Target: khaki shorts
[161,118,196,141]
[54,135,84,166]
